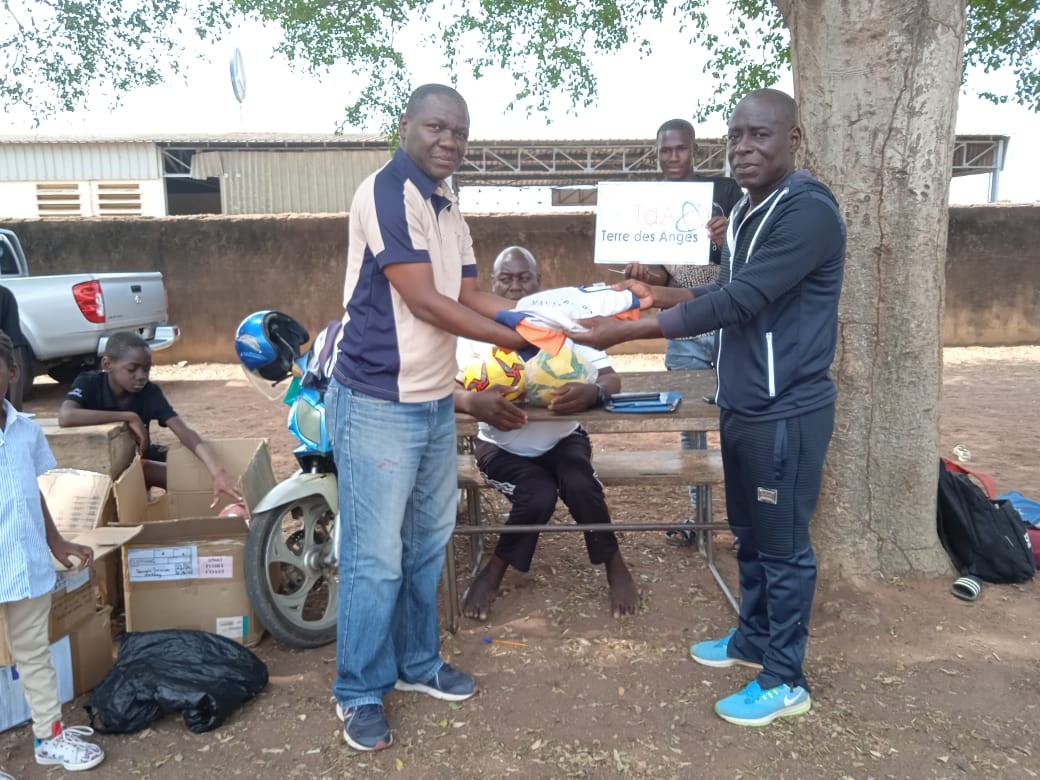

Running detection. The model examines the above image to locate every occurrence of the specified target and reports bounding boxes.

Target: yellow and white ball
[460,346,525,401]
[523,342,599,407]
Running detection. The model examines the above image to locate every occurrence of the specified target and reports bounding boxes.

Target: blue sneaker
[395,662,479,702]
[340,703,392,751]
[689,629,764,669]
[714,680,812,726]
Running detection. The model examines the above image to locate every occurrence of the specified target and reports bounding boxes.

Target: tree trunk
[773,0,967,577]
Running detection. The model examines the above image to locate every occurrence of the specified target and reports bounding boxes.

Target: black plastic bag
[86,630,268,734]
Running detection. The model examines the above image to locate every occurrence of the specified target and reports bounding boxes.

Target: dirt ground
[3,347,1039,780]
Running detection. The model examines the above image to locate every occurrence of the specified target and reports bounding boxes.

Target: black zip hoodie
[658,170,846,421]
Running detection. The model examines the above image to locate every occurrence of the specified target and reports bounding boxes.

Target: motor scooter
[237,317,340,648]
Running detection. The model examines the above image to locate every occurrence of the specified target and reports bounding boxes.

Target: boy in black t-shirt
[59,332,243,505]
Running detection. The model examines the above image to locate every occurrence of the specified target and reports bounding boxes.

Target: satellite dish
[230,48,247,103]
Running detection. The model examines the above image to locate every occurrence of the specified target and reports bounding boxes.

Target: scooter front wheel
[245,495,338,648]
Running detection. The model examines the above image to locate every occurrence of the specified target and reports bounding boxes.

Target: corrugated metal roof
[192,149,390,214]
[0,142,162,181]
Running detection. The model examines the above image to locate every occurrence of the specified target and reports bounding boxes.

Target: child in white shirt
[0,329,105,771]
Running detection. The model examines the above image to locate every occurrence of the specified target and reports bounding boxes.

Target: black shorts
[143,443,169,463]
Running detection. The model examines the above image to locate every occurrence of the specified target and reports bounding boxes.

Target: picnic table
[449,369,736,631]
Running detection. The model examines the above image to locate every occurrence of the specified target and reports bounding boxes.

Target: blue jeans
[665,334,715,506]
[325,379,457,709]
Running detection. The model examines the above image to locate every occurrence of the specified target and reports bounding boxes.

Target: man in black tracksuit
[571,88,846,727]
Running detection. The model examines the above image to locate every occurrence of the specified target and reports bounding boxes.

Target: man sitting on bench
[454,246,639,620]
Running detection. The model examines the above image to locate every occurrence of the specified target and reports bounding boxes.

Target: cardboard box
[112,440,274,646]
[114,438,275,524]
[68,607,114,697]
[0,526,140,667]
[121,516,264,646]
[47,568,95,641]
[39,467,125,610]
[38,468,116,533]
[0,636,74,733]
[38,419,137,480]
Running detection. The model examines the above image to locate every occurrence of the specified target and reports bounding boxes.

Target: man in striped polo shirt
[326,84,531,752]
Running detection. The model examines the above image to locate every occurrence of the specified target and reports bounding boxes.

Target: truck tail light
[73,280,106,323]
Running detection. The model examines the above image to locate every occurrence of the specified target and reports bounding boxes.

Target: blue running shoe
[714,680,812,726]
[395,662,479,702]
[690,629,764,669]
[340,703,392,751]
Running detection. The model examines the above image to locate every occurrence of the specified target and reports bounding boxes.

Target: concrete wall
[944,205,1040,347]
[6,204,1038,364]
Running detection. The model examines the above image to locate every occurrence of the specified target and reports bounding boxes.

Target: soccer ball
[218,503,250,521]
[523,341,599,407]
[460,346,525,401]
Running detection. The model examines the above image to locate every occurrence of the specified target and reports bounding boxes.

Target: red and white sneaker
[34,722,105,771]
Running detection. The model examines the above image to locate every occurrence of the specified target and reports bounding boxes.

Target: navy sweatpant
[474,429,619,572]
[720,403,834,691]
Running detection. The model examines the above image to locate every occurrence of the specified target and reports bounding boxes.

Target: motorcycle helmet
[235,310,310,383]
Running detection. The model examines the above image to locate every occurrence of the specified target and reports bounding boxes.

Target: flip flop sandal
[951,575,983,601]
[665,518,698,547]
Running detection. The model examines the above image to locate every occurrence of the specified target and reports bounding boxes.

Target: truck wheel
[14,346,34,402]
[47,361,88,386]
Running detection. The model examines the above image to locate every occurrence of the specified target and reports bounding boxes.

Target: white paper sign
[198,555,234,579]
[215,616,246,641]
[127,545,199,582]
[594,181,715,266]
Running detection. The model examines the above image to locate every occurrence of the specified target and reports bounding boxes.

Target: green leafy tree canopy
[2,0,1036,129]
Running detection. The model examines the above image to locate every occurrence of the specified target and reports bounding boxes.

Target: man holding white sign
[626,119,743,546]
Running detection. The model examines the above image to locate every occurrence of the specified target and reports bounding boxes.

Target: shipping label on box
[199,556,234,579]
[127,545,199,582]
[215,615,248,642]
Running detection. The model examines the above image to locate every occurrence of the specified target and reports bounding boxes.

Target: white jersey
[510,284,641,333]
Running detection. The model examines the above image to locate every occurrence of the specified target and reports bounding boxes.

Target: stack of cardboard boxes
[0,423,276,733]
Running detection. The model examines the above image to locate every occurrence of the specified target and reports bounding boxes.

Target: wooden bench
[445,448,733,632]
[457,449,724,489]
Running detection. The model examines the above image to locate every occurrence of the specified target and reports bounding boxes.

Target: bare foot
[462,556,508,620]
[605,551,640,617]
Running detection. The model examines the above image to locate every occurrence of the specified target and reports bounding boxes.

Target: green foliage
[1,0,191,123]
[441,0,668,117]
[2,0,1036,129]
[965,0,1040,111]
[206,0,426,130]
[225,0,1033,129]
[675,0,789,122]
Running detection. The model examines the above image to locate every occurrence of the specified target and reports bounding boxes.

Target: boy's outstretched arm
[58,400,150,453]
[42,492,93,570]
[167,416,245,506]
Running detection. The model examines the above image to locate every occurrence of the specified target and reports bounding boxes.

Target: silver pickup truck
[0,227,179,398]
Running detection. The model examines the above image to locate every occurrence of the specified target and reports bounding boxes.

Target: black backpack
[936,459,1035,584]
